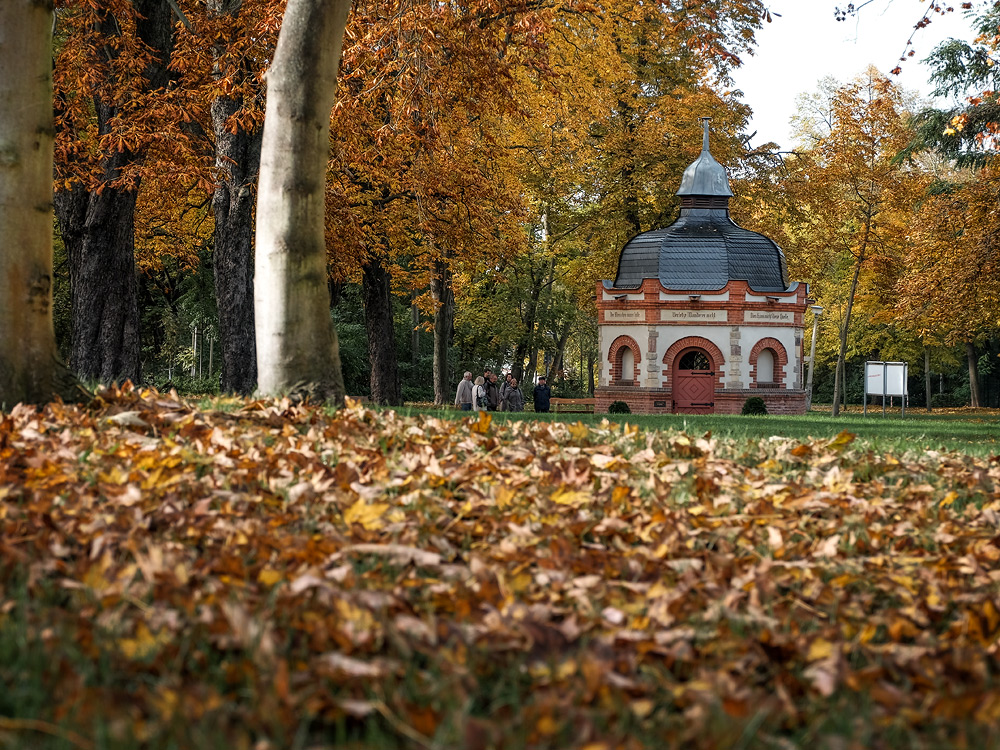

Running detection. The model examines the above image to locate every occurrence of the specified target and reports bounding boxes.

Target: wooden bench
[549,397,596,414]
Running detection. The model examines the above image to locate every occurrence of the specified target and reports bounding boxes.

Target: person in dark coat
[486,373,501,411]
[498,373,511,409]
[533,376,552,413]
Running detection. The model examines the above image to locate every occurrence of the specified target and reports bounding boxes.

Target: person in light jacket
[472,376,488,412]
[454,371,473,410]
[504,378,524,411]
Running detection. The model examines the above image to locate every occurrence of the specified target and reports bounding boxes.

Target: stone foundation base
[595,387,808,415]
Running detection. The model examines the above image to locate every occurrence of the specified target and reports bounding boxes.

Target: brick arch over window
[608,335,641,385]
[749,337,788,388]
[661,337,726,390]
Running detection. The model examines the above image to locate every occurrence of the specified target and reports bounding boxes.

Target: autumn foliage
[2,387,1000,747]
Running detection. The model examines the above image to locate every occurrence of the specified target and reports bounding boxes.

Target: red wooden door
[673,349,715,414]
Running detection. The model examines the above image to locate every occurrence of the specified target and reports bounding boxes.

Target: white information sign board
[864,361,908,416]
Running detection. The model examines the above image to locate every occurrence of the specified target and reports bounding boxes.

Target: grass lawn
[395,403,1000,458]
[2,388,1000,749]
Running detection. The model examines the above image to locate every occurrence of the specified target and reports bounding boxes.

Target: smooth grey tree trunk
[254,0,351,401]
[0,0,74,405]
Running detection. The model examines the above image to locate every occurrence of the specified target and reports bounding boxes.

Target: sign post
[864,361,908,417]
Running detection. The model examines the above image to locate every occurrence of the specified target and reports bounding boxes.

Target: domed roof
[676,121,733,198]
[609,119,789,293]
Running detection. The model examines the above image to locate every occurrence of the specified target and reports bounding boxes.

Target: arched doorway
[673,348,716,414]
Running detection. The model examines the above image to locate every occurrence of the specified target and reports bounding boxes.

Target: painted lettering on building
[660,309,726,322]
[604,309,645,322]
[744,310,794,323]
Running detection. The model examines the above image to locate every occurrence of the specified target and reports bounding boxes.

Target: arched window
[678,350,710,370]
[749,338,788,389]
[621,347,635,383]
[757,348,775,384]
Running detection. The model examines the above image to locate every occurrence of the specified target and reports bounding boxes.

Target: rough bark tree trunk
[523,346,537,388]
[212,93,262,395]
[362,258,402,405]
[56,153,142,384]
[431,258,454,406]
[924,346,932,413]
[967,341,981,409]
[254,0,351,401]
[411,300,420,368]
[53,0,173,386]
[0,0,77,405]
[548,322,572,381]
[513,276,543,384]
[831,252,864,417]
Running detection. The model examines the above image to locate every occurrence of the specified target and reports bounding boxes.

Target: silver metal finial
[700,117,711,152]
[676,117,733,198]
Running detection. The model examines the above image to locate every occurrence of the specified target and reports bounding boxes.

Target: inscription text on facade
[604,309,645,323]
[744,310,794,324]
[661,309,726,322]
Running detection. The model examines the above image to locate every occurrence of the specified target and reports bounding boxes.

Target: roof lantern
[608,116,790,292]
[675,117,734,198]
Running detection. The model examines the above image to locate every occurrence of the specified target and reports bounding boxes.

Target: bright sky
[731,0,977,150]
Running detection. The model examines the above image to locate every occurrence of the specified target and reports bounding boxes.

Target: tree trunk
[587,349,595,395]
[56,157,141,384]
[967,341,981,408]
[212,94,261,395]
[924,346,932,412]
[53,0,173,386]
[512,291,538,384]
[523,345,537,388]
[548,322,572,381]
[254,0,351,401]
[431,258,454,405]
[831,253,864,417]
[0,0,74,405]
[411,300,420,368]
[362,257,402,405]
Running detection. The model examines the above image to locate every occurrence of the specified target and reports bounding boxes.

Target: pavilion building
[595,120,810,415]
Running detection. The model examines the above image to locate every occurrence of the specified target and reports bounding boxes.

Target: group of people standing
[454,368,552,413]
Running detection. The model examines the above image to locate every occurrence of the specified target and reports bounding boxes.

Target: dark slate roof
[607,121,789,293]
[610,207,790,292]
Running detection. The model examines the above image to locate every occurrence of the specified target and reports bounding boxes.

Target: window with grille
[678,350,710,370]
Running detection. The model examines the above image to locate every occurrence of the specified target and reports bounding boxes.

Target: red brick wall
[748,337,788,389]
[595,278,811,416]
[595,279,810,328]
[607,335,642,384]
[661,336,726,390]
[595,387,808,415]
[714,390,807,415]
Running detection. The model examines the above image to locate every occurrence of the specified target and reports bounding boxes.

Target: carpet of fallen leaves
[2,387,1000,750]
